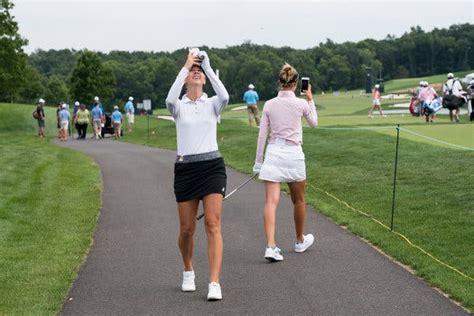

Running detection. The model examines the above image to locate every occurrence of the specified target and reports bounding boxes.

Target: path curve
[57,138,467,315]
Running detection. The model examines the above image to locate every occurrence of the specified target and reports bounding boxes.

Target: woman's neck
[186,85,203,101]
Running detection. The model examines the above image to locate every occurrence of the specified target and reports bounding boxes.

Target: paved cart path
[57,138,466,315]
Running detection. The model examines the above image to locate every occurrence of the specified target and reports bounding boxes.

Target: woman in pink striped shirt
[253,63,318,262]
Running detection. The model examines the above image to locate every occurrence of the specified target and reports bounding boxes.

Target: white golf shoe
[207,282,222,301]
[181,270,196,292]
[294,234,315,253]
[264,246,284,262]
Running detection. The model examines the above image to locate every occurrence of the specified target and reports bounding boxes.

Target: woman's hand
[305,84,313,101]
[184,51,202,70]
[198,51,211,72]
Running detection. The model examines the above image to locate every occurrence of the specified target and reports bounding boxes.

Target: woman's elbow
[221,93,230,105]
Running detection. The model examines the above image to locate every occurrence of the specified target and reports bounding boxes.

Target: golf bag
[423,97,443,116]
[409,97,422,116]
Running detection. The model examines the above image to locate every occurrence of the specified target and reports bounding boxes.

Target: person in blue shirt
[58,104,71,141]
[124,96,135,132]
[111,105,123,139]
[91,96,105,138]
[91,103,103,139]
[243,84,260,126]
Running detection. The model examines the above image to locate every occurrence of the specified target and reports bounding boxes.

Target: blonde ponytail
[279,63,299,88]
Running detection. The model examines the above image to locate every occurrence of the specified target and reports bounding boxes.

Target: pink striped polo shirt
[256,90,318,163]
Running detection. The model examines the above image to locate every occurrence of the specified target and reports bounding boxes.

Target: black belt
[176,150,221,163]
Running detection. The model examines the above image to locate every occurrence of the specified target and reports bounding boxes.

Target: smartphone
[300,77,310,94]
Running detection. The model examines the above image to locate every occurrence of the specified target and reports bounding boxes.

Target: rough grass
[0,103,101,314]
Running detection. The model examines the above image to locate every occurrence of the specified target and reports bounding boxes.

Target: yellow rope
[307,183,474,282]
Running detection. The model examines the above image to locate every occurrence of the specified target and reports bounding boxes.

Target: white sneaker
[181,270,196,292]
[264,246,284,262]
[207,282,222,301]
[295,234,315,253]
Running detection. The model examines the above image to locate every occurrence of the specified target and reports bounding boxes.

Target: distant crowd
[33,96,136,140]
[408,73,474,123]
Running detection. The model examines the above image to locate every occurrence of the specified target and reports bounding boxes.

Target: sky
[11,0,474,54]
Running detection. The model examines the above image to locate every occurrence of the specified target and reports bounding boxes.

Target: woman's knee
[180,225,195,239]
[204,219,221,236]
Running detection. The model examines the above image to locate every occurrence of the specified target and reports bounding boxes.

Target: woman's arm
[165,67,188,118]
[255,104,270,163]
[303,84,318,127]
[198,51,229,115]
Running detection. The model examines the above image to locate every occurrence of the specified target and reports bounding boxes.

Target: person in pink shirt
[368,84,386,118]
[253,63,318,262]
[417,81,441,123]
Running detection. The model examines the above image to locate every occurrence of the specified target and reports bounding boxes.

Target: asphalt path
[57,138,467,315]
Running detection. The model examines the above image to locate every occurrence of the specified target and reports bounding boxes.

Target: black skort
[174,157,227,202]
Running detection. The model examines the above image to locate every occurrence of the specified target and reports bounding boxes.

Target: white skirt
[259,138,306,183]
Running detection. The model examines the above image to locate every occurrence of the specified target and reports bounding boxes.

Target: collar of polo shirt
[182,93,208,103]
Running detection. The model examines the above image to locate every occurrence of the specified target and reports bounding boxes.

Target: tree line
[1,0,472,108]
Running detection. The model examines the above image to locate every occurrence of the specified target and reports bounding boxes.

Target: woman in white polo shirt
[166,49,229,301]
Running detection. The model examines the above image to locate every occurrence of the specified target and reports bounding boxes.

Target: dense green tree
[17,64,46,103]
[44,75,69,105]
[0,0,28,102]
[25,23,473,105]
[69,51,116,108]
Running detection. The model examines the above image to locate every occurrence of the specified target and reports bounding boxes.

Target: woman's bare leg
[263,181,281,247]
[202,193,223,283]
[288,181,306,242]
[177,199,199,271]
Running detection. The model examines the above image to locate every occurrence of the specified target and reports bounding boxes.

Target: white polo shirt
[166,67,229,156]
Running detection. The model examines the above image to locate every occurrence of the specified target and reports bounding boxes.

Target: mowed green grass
[123,94,473,310]
[0,103,101,314]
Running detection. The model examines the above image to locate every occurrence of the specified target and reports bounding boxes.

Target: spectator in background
[73,101,81,138]
[59,104,70,141]
[442,73,465,123]
[368,84,386,118]
[418,81,441,123]
[243,84,260,126]
[91,96,105,137]
[75,103,90,140]
[91,102,103,139]
[36,98,46,138]
[56,103,62,138]
[111,105,123,139]
[124,96,135,132]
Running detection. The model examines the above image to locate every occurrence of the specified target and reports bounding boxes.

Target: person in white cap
[124,96,135,132]
[442,73,465,123]
[58,103,71,141]
[418,81,441,123]
[368,84,386,118]
[35,98,46,138]
[91,96,105,138]
[111,105,123,139]
[73,101,81,138]
[243,84,260,126]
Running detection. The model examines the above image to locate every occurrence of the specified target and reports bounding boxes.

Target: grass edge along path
[121,116,473,311]
[0,103,102,314]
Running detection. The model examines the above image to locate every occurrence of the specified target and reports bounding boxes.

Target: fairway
[122,91,473,310]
